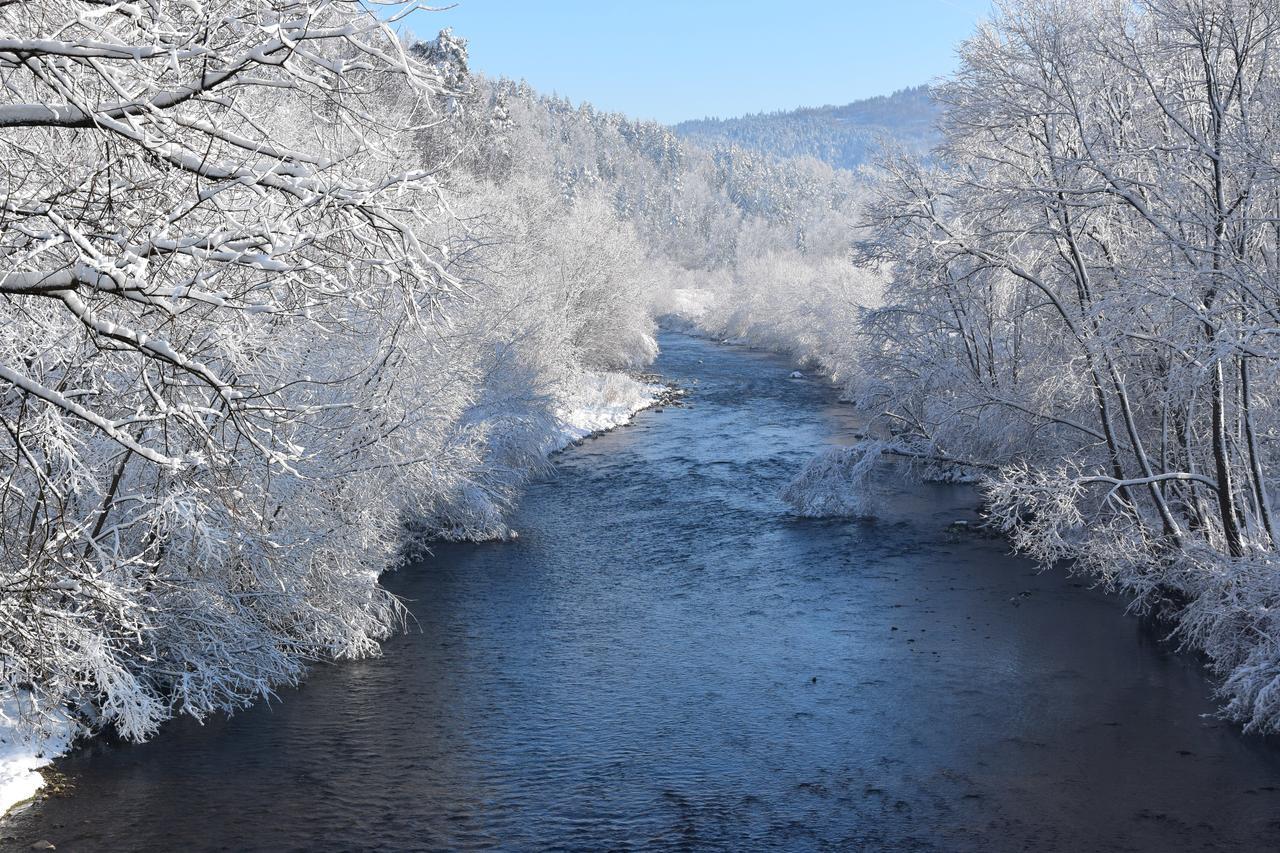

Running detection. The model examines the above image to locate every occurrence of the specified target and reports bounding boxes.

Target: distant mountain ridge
[672,85,940,171]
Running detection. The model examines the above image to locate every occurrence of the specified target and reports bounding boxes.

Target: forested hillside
[673,85,939,170]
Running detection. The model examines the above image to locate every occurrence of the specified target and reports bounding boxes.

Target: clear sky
[402,1,991,125]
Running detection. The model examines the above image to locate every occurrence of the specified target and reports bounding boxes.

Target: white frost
[780,443,883,518]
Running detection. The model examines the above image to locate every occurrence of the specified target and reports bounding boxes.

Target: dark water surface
[6,332,1280,852]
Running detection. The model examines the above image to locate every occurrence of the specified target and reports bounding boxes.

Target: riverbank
[0,701,71,821]
[0,368,661,821]
[551,371,667,451]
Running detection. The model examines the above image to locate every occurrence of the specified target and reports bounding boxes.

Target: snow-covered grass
[0,699,74,818]
[551,371,661,450]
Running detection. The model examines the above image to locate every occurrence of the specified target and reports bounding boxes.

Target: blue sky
[402,1,991,125]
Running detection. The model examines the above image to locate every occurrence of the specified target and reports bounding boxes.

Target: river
[5,332,1280,852]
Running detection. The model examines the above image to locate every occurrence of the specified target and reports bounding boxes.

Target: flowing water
[5,332,1280,852]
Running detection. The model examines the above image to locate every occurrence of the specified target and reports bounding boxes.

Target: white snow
[0,698,74,818]
[552,370,661,451]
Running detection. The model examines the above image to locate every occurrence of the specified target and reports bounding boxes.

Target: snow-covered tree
[862,0,1280,732]
[0,3,674,752]
[0,0,462,739]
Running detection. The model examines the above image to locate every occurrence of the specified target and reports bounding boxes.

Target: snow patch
[0,698,74,818]
[552,371,661,450]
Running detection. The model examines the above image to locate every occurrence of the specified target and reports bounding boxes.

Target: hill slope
[673,85,939,170]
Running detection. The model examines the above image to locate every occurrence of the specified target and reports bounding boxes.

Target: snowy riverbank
[0,370,661,820]
[552,371,664,450]
[0,700,73,819]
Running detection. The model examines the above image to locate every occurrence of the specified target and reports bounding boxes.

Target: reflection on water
[5,333,1280,852]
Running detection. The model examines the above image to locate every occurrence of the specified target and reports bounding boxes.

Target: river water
[5,332,1280,852]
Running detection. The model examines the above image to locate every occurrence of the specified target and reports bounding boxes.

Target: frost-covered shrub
[408,175,661,541]
[1157,551,1280,733]
[691,249,883,393]
[780,443,886,518]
